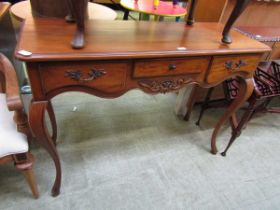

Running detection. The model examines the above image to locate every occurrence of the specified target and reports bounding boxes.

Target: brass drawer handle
[65,68,106,82]
[168,64,177,71]
[225,60,247,71]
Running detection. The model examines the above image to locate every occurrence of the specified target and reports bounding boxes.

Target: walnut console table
[15,18,270,196]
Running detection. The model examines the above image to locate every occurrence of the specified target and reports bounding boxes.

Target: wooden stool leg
[22,169,39,199]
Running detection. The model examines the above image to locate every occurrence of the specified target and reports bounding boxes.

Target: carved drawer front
[39,61,128,94]
[133,57,210,78]
[207,54,261,84]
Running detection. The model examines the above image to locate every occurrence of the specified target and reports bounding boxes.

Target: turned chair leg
[22,168,39,199]
[14,153,39,198]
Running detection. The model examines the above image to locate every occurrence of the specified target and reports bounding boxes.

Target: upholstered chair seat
[0,94,28,158]
[0,53,39,199]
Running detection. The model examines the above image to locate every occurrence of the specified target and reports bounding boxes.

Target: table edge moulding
[15,18,270,196]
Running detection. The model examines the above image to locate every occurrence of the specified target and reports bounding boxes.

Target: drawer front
[39,61,128,94]
[133,57,210,78]
[207,54,261,84]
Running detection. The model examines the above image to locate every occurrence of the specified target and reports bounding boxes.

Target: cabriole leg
[210,77,254,154]
[29,101,61,196]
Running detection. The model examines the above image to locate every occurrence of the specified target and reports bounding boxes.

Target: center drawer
[39,61,128,94]
[133,57,211,78]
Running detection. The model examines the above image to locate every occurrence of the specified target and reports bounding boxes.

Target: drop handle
[65,69,106,82]
[225,60,247,71]
[168,64,177,71]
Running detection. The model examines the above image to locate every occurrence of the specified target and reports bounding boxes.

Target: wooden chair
[0,53,39,198]
[195,61,280,156]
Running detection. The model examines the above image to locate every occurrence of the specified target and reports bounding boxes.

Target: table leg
[186,0,197,25]
[47,100,57,145]
[222,0,251,44]
[210,77,254,155]
[183,84,199,121]
[29,101,61,196]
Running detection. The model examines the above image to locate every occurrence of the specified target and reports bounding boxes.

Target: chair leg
[254,98,272,113]
[13,153,39,199]
[22,168,39,199]
[221,98,257,156]
[195,87,214,126]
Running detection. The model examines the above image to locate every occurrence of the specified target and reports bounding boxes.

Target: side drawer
[207,54,261,84]
[39,61,128,94]
[133,57,210,78]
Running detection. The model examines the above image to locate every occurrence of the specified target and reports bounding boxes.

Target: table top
[15,18,270,62]
[120,0,186,17]
[10,0,117,21]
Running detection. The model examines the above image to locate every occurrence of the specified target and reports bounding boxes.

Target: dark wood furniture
[28,0,252,47]
[235,26,280,60]
[15,18,269,196]
[0,53,39,199]
[186,0,251,44]
[180,0,280,109]
[221,0,280,28]
[195,61,280,156]
[184,27,280,120]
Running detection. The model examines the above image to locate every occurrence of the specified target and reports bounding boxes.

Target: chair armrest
[0,53,23,111]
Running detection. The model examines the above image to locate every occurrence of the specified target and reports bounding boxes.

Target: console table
[15,18,270,196]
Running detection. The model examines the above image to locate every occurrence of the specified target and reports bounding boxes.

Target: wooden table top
[120,0,186,17]
[15,18,270,62]
[10,0,117,21]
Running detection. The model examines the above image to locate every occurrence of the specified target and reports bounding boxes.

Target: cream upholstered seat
[0,94,28,158]
[0,53,39,199]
